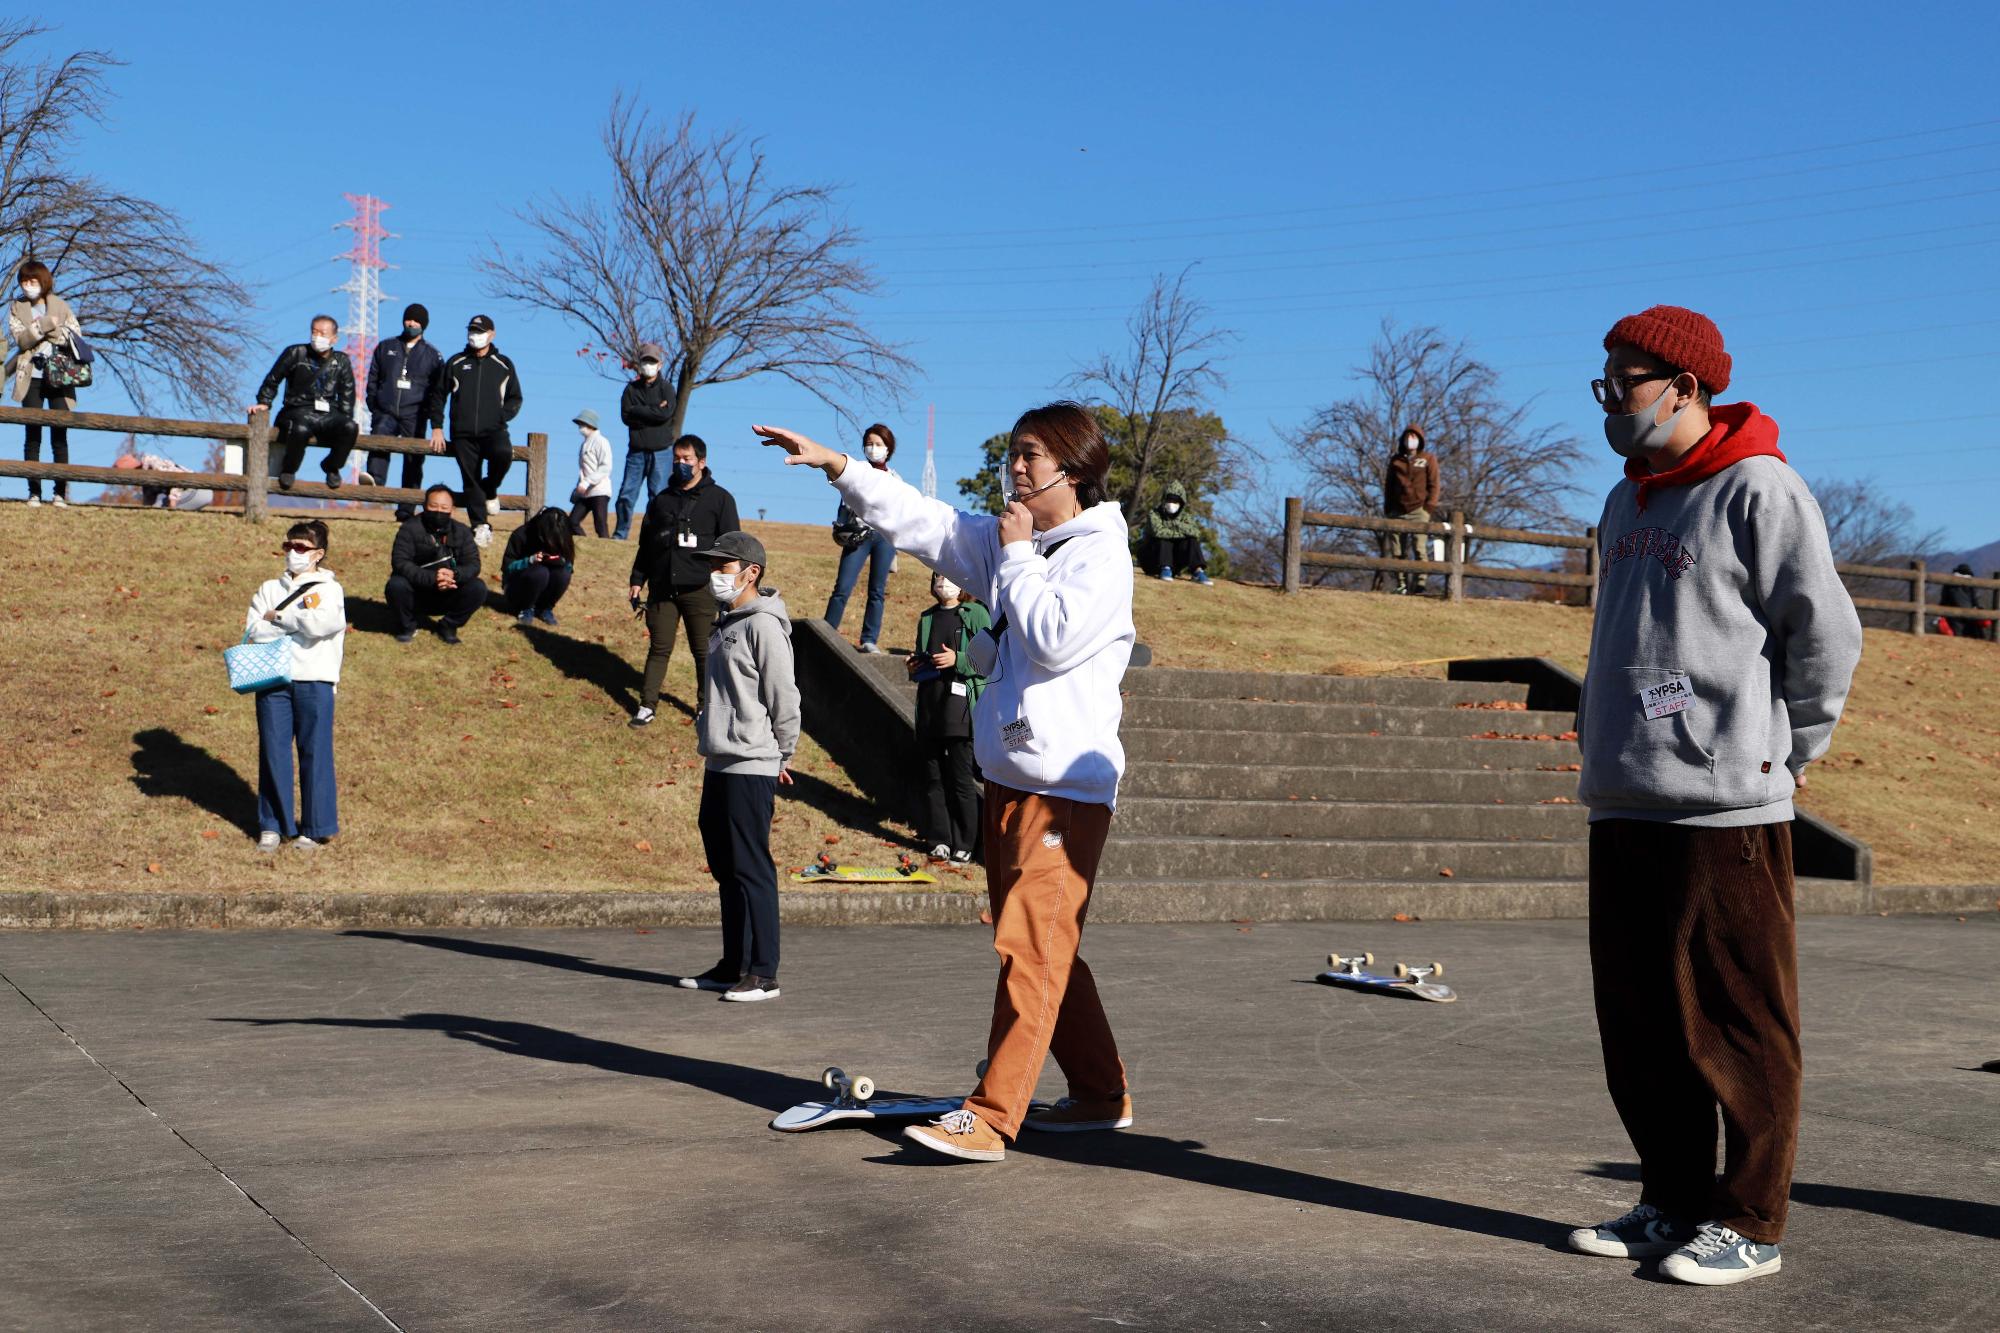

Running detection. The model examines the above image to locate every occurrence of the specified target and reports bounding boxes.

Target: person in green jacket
[1134,480,1212,583]
[906,570,991,861]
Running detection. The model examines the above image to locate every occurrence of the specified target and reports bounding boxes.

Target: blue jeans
[824,531,895,646]
[613,450,670,539]
[503,561,573,613]
[255,681,337,839]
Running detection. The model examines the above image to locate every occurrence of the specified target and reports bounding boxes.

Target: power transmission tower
[921,402,937,499]
[333,194,395,440]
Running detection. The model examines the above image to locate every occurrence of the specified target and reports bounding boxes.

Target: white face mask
[709,569,744,603]
[311,334,334,353]
[468,331,492,350]
[1162,502,1181,515]
[285,550,317,575]
[638,361,660,379]
[21,282,42,301]
[578,424,593,439]
[933,578,961,601]
[864,443,889,464]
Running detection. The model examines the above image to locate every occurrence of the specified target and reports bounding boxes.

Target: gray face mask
[1603,379,1692,459]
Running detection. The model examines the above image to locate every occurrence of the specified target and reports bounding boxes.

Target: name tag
[1641,674,1694,720]
[396,376,412,391]
[1001,717,1034,750]
[950,681,968,697]
[677,531,699,548]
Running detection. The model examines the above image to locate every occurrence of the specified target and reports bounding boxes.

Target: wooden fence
[0,405,546,522]
[1279,498,2000,637]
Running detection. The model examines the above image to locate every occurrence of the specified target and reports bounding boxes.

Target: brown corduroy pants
[1588,819,1802,1243]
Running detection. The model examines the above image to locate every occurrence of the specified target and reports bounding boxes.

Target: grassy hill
[2,502,1993,894]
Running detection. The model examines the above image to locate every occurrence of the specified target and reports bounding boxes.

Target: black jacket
[427,346,522,436]
[367,335,444,425]
[630,471,741,595]
[256,344,356,416]
[620,378,677,452]
[390,515,482,592]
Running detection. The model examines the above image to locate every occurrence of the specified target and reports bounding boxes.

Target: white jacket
[575,429,613,499]
[244,569,347,685]
[832,462,1134,807]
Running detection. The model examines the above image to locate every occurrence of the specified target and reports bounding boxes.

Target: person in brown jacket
[6,260,83,507]
[1382,425,1441,594]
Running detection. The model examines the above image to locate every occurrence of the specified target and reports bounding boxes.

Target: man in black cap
[427,314,523,549]
[363,302,445,521]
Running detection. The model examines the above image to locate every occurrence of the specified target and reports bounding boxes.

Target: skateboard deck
[1314,951,1457,1003]
[791,851,938,885]
[770,1063,1041,1133]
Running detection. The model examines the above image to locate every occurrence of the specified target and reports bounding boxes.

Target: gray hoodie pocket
[1579,666,1717,809]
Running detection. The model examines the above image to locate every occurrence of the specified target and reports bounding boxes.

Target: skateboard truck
[820,1065,876,1106]
[1393,961,1444,981]
[1327,951,1375,976]
[814,852,837,873]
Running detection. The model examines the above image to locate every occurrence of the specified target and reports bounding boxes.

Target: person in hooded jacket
[614,342,676,540]
[672,531,799,1003]
[1133,481,1212,584]
[628,434,740,725]
[244,519,347,852]
[1383,425,1441,595]
[756,401,1137,1163]
[907,570,991,862]
[386,485,489,644]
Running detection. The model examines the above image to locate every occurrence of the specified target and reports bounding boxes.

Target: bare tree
[0,22,253,412]
[1810,475,1951,630]
[1067,267,1230,517]
[479,98,915,439]
[1281,320,1588,585]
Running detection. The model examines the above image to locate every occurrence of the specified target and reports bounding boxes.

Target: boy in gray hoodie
[673,531,800,1003]
[1566,306,1862,1286]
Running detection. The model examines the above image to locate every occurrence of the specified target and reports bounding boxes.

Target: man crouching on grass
[1567,305,1861,1286]
[674,531,799,1003]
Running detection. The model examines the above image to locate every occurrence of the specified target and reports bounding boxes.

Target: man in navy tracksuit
[426,313,523,547]
[363,303,445,521]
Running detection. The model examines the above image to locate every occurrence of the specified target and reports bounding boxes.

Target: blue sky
[21,2,2000,547]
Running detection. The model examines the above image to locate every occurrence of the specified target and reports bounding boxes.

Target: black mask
[421,510,450,535]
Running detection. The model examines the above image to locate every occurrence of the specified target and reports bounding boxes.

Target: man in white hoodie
[756,403,1137,1163]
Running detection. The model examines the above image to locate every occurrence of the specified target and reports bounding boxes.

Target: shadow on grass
[344,592,500,639]
[341,930,683,986]
[130,727,259,838]
[216,1012,811,1112]
[1584,1162,2000,1241]
[515,623,689,717]
[784,768,913,847]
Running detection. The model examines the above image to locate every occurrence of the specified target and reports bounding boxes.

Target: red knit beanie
[1602,305,1731,395]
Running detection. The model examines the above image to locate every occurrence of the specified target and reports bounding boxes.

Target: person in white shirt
[755,402,1137,1164]
[568,407,614,537]
[243,519,347,851]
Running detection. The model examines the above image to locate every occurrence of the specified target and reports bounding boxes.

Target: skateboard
[1314,950,1457,1003]
[770,1062,1016,1133]
[791,851,938,885]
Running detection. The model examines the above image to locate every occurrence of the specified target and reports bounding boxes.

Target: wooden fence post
[1584,525,1600,610]
[525,431,548,519]
[243,413,270,522]
[1282,497,1302,594]
[1909,558,1927,636]
[1447,509,1466,604]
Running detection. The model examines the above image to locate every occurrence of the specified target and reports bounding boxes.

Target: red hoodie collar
[1626,402,1784,513]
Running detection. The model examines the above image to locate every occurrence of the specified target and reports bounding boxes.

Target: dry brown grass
[2,502,1991,892]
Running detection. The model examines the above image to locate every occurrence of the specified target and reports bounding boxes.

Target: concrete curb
[1,882,1992,931]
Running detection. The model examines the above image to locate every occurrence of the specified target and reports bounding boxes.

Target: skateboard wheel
[821,1066,843,1091]
[1392,962,1410,979]
[1428,961,1443,978]
[1362,951,1374,967]
[975,1059,989,1079]
[1328,952,1338,968]
[850,1074,875,1102]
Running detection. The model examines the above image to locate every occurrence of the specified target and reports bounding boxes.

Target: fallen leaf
[199,829,219,840]
[1438,868,1455,878]
[499,700,519,709]
[633,839,653,853]
[541,840,556,850]
[145,862,161,874]
[823,835,841,845]
[1392,912,1415,922]
[204,705,220,715]
[1236,926,1252,934]
[101,689,117,698]
[633,928,652,935]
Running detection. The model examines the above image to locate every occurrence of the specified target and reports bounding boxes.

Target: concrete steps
[1120,695,1579,737]
[1121,727,1577,767]
[1118,762,1581,804]
[1099,835,1589,881]
[1114,797,1586,842]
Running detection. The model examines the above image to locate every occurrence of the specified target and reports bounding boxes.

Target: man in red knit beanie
[1566,305,1862,1286]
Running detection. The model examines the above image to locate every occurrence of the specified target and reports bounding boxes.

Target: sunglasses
[280,542,319,554]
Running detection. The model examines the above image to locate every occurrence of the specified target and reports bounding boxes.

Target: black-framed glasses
[1591,371,1681,406]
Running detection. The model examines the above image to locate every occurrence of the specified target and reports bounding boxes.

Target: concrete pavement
[2,916,1996,1331]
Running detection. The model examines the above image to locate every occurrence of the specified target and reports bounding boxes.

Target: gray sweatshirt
[698,592,801,776]
[1578,444,1862,827]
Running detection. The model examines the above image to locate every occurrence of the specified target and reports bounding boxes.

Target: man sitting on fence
[1382,424,1440,595]
[112,450,212,511]
[386,484,488,645]
[248,314,359,492]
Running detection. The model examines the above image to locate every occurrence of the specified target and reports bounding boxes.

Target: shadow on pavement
[129,727,260,838]
[341,930,685,986]
[1585,1162,2000,1241]
[218,1013,812,1112]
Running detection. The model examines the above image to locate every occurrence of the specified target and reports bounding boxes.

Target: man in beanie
[363,302,445,522]
[427,314,524,549]
[614,341,677,540]
[1382,424,1441,594]
[1566,305,1861,1286]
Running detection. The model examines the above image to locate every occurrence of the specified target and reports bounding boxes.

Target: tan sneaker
[902,1109,1006,1162]
[1023,1094,1134,1133]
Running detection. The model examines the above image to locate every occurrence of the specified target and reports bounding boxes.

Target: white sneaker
[858,641,880,654]
[25,496,39,508]
[1659,1223,1782,1286]
[473,523,493,548]
[51,495,68,508]
[257,831,281,853]
[290,836,322,851]
[929,843,952,859]
[628,706,656,729]
[1568,1202,1696,1258]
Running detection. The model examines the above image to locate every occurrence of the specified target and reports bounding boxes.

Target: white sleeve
[271,579,347,644]
[994,531,1133,672]
[831,460,997,595]
[244,581,285,642]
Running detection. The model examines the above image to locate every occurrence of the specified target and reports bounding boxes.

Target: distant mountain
[1936,537,2000,575]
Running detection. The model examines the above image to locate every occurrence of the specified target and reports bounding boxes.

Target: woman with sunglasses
[243,519,348,851]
